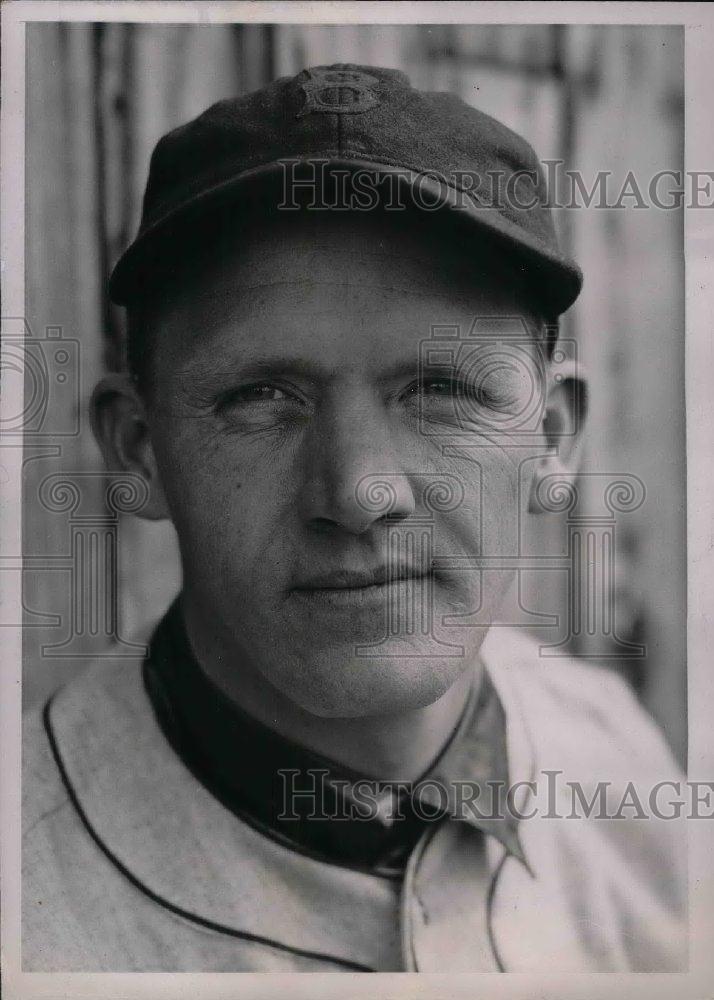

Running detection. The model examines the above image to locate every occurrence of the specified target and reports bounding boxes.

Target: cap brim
[109,158,583,317]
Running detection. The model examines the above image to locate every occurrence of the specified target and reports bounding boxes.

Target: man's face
[142,211,549,718]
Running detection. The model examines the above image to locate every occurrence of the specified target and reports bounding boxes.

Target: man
[23,65,685,972]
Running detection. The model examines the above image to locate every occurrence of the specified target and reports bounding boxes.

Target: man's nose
[298,397,416,535]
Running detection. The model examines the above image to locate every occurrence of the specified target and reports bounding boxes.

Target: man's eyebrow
[375,350,537,385]
[374,359,456,384]
[175,356,332,394]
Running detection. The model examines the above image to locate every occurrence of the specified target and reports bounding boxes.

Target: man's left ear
[90,372,171,522]
[528,359,588,514]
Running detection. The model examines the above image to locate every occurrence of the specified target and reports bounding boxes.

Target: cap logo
[298,68,380,116]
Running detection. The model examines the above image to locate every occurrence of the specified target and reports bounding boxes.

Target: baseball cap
[109,64,582,316]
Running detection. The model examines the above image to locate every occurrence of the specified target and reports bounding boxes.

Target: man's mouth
[293,565,430,590]
[291,565,433,608]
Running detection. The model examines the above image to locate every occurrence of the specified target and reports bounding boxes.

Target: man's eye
[408,378,466,398]
[423,378,457,396]
[220,383,291,407]
[407,371,527,414]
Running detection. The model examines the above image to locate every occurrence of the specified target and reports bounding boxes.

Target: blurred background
[21,23,686,764]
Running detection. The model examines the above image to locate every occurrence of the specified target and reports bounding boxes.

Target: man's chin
[259,644,473,719]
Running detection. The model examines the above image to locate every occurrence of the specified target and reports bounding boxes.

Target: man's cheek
[157,431,241,501]
[164,467,287,585]
[436,453,519,550]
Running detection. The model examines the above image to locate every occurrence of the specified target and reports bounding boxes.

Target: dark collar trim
[140,658,409,881]
[42,692,376,973]
[145,600,524,871]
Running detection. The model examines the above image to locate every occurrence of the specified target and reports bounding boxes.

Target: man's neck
[179,594,479,783]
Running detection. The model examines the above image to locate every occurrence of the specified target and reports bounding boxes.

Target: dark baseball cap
[109,64,582,316]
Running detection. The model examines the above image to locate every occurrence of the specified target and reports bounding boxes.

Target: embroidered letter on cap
[298,68,380,116]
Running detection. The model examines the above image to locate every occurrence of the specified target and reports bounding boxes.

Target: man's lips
[289,565,434,610]
[291,565,431,592]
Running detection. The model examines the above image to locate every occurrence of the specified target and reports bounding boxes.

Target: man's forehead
[154,284,543,379]
[166,311,546,395]
[148,209,543,340]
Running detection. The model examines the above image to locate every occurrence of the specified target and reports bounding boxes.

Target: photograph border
[2,3,713,998]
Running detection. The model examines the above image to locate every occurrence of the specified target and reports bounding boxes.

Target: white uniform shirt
[22,625,687,971]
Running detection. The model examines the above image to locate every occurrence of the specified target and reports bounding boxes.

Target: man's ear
[528,359,588,514]
[90,373,170,521]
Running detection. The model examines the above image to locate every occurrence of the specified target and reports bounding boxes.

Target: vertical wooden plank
[24,24,106,706]
[569,26,685,761]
